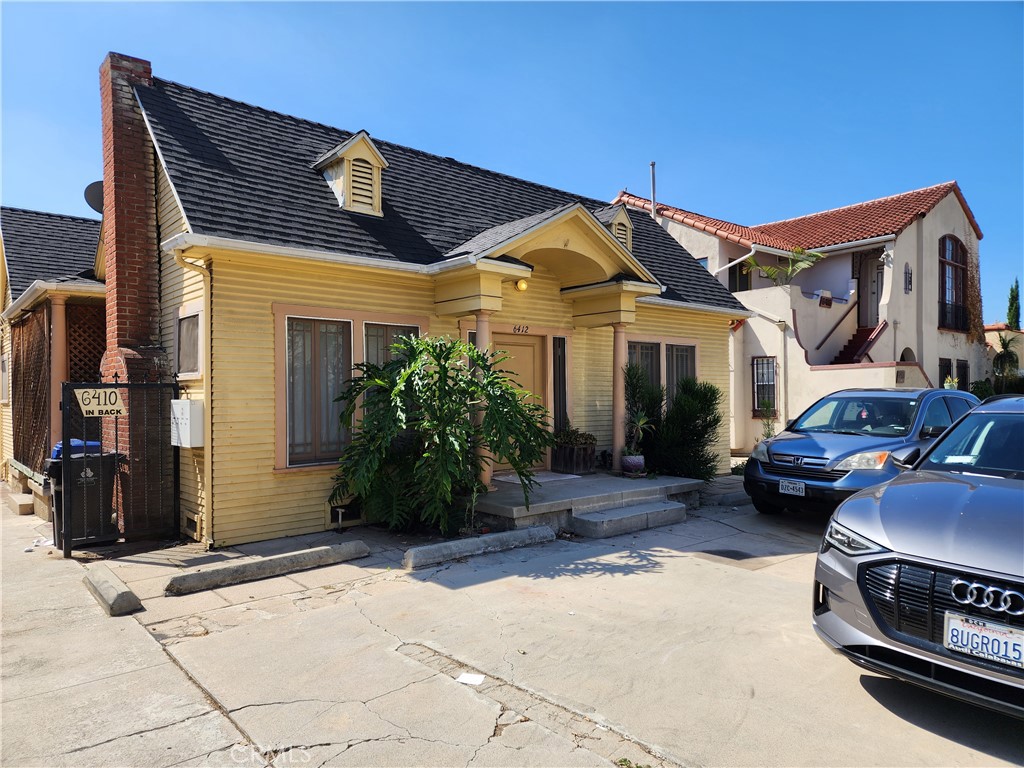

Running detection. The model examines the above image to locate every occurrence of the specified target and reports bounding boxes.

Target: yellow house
[100,53,747,547]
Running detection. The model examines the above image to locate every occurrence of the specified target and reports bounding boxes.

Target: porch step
[570,500,687,539]
[6,493,35,516]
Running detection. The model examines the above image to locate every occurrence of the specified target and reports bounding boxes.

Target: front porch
[476,471,703,539]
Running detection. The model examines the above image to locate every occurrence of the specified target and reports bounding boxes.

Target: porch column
[49,295,68,449]
[612,322,627,472]
[474,310,494,488]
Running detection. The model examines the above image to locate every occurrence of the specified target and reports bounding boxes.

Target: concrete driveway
[138,505,1021,767]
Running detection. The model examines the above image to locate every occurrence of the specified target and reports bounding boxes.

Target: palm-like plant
[744,247,824,286]
[993,333,1020,377]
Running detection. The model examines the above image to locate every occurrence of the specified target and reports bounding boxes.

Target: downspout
[712,245,757,277]
[173,248,214,548]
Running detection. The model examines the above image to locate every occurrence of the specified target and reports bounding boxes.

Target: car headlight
[821,519,888,556]
[750,441,769,462]
[834,450,890,471]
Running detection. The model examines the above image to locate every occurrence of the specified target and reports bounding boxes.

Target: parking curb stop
[83,564,142,616]
[403,526,556,570]
[165,541,370,595]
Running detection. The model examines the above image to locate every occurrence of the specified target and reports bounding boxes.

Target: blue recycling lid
[51,439,102,459]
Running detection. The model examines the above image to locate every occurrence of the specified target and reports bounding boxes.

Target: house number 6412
[513,325,529,334]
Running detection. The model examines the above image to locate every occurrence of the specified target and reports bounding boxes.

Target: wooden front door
[492,333,547,470]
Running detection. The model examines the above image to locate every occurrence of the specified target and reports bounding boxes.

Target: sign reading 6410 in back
[74,388,126,417]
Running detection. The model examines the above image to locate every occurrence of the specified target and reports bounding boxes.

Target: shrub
[647,378,724,482]
[970,379,995,400]
[330,335,554,535]
[554,423,597,446]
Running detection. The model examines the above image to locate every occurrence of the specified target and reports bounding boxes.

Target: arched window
[938,235,968,331]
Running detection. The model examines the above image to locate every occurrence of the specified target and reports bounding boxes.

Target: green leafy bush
[330,335,554,535]
[647,378,724,481]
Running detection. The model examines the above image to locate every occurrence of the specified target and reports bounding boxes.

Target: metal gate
[56,382,179,557]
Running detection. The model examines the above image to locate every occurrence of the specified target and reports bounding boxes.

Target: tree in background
[1008,278,1020,331]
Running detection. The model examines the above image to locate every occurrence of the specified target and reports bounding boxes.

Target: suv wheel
[753,498,784,515]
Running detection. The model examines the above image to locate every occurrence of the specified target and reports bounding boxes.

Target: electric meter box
[170,400,203,448]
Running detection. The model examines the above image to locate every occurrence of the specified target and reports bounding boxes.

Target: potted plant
[551,423,597,475]
[621,411,654,476]
[944,375,959,390]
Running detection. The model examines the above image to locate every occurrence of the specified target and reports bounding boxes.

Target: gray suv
[813,395,1024,717]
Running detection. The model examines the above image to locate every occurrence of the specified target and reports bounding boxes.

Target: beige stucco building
[618,183,989,452]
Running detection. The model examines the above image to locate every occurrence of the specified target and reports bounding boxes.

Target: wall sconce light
[514,279,528,292]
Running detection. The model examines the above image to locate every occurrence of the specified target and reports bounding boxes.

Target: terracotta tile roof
[754,182,983,248]
[615,181,983,253]
[612,191,796,250]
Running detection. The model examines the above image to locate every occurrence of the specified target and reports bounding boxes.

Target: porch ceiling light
[514,279,528,292]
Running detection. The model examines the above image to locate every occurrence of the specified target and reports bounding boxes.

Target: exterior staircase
[832,327,875,364]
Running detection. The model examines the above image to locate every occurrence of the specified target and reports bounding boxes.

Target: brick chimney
[99,52,166,383]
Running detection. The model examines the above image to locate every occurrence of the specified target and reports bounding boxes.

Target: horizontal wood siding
[156,162,205,536]
[209,253,435,546]
[632,304,733,472]
[573,326,614,448]
[156,164,187,238]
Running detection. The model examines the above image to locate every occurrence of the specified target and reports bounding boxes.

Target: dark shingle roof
[136,78,743,313]
[1,207,101,300]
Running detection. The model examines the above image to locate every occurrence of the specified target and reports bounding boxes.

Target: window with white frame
[176,314,200,376]
[287,318,351,465]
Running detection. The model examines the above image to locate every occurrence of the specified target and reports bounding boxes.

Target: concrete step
[570,484,671,514]
[570,500,687,539]
[6,493,35,516]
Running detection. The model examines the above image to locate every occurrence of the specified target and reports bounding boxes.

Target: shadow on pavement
[859,675,1024,763]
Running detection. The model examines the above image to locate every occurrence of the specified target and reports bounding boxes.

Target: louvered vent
[350,158,375,209]
[614,221,630,248]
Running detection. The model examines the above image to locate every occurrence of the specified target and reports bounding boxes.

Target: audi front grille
[862,561,1024,678]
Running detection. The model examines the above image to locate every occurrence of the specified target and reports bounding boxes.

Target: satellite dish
[84,181,104,214]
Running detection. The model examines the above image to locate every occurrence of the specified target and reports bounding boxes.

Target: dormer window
[609,207,633,251]
[312,131,388,217]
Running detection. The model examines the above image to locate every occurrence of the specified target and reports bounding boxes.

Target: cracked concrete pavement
[3,496,1023,767]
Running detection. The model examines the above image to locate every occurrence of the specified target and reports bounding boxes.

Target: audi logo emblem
[951,578,1024,616]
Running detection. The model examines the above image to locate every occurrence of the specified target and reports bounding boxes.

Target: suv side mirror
[920,425,947,439]
[891,446,921,470]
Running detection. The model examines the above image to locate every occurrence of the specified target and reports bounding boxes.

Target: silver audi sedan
[813,395,1024,718]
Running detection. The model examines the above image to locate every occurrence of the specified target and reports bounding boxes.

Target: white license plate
[779,479,805,496]
[944,612,1024,670]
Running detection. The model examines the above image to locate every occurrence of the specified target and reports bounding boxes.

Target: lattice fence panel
[12,308,50,474]
[67,303,105,383]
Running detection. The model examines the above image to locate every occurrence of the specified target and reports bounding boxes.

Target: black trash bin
[47,441,120,551]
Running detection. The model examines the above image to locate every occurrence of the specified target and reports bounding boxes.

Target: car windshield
[790,395,920,437]
[921,412,1024,479]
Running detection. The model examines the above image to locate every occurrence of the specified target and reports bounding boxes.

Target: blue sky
[2,2,1021,323]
